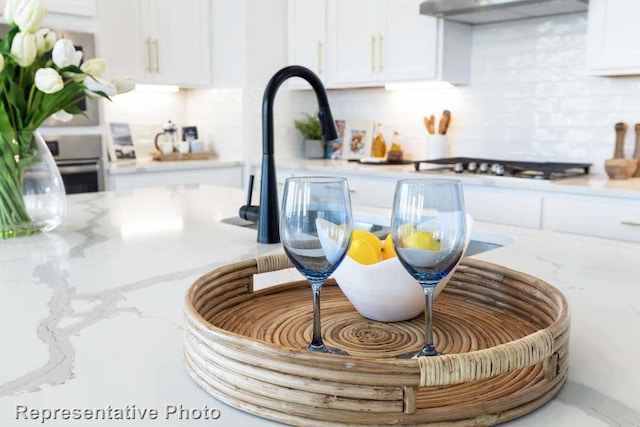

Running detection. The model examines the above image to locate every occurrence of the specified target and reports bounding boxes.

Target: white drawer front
[543,196,640,243]
[462,186,542,229]
[345,177,398,209]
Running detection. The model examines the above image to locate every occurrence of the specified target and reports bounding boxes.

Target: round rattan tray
[184,254,570,426]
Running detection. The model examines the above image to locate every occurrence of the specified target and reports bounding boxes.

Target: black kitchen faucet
[239,65,338,243]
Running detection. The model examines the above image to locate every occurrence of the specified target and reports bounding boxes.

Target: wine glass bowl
[391,179,467,358]
[280,177,353,355]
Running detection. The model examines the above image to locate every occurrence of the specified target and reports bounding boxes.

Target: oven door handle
[57,163,99,174]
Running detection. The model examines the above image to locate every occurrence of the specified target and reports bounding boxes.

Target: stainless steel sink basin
[220,217,504,257]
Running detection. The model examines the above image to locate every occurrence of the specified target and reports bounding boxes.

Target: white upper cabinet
[381,0,438,82]
[326,0,380,86]
[325,0,470,87]
[288,0,327,88]
[97,0,211,87]
[47,0,97,16]
[586,0,640,76]
[96,0,146,81]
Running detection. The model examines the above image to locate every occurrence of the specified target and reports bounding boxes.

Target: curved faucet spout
[254,65,338,244]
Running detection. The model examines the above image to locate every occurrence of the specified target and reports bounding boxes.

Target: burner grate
[414,157,592,180]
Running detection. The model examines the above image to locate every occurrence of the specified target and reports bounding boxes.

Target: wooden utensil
[438,110,451,135]
[423,115,435,134]
[634,123,640,177]
[605,122,637,179]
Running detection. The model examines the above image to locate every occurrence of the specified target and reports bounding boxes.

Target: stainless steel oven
[44,135,104,194]
[0,25,99,126]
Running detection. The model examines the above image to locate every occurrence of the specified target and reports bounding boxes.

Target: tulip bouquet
[0,0,134,238]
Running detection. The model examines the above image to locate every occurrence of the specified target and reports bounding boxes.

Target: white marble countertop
[1,184,639,426]
[275,159,640,200]
[107,158,243,175]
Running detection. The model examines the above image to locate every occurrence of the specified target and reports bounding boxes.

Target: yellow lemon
[401,231,441,251]
[397,222,417,239]
[351,229,382,254]
[381,234,396,260]
[348,239,379,265]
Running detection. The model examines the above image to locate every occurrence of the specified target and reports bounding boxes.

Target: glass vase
[0,131,66,239]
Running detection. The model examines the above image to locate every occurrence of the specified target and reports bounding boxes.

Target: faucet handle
[246,174,255,206]
[239,174,259,223]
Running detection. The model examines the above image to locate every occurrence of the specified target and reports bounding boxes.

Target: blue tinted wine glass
[280,177,353,355]
[392,179,467,358]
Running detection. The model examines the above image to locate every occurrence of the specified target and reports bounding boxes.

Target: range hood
[419,0,589,25]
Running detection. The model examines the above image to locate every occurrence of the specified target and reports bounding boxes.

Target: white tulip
[83,75,117,98]
[52,39,82,68]
[0,55,4,73]
[35,28,56,55]
[35,67,63,94]
[51,110,73,122]
[111,76,136,94]
[14,0,47,34]
[10,32,36,67]
[3,0,26,25]
[80,58,106,77]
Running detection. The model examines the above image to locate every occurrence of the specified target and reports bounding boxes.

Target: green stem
[0,78,17,130]
[26,84,36,114]
[0,132,38,238]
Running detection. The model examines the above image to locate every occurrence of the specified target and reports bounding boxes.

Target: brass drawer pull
[621,221,640,227]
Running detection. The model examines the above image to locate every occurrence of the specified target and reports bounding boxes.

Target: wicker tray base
[184,256,569,426]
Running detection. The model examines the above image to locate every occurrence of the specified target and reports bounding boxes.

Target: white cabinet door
[288,0,327,88]
[462,186,543,229]
[542,195,640,243]
[380,0,437,82]
[153,0,211,87]
[326,0,469,87]
[97,0,210,87]
[109,167,243,191]
[47,0,97,16]
[586,0,640,76]
[327,0,381,86]
[96,0,148,82]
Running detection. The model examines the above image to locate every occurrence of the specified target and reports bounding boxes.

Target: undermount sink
[220,217,505,257]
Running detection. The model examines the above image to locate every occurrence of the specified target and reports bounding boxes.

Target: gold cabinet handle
[145,37,152,72]
[379,33,384,71]
[317,41,323,75]
[153,38,159,73]
[621,221,640,227]
[371,35,376,71]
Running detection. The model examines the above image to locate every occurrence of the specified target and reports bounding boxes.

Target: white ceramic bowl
[333,215,473,322]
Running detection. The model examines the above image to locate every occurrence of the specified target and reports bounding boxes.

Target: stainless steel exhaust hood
[419,0,588,25]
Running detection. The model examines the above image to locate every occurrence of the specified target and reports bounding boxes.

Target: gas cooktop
[414,157,592,180]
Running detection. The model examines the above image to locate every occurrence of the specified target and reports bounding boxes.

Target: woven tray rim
[184,254,569,388]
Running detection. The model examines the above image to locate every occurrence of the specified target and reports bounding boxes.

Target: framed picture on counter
[107,122,136,161]
[342,121,373,160]
[182,126,198,141]
[326,119,345,159]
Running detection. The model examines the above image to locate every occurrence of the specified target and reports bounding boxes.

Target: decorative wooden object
[184,254,570,426]
[605,122,638,179]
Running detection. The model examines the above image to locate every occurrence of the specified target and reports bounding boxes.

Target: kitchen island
[1,184,639,426]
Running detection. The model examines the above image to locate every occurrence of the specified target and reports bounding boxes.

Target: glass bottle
[371,122,386,158]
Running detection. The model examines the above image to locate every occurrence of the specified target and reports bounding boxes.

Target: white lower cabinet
[276,168,397,208]
[462,186,543,229]
[108,166,243,191]
[272,165,640,242]
[542,195,640,243]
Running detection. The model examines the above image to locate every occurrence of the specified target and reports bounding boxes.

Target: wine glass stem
[310,279,325,349]
[421,284,437,356]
